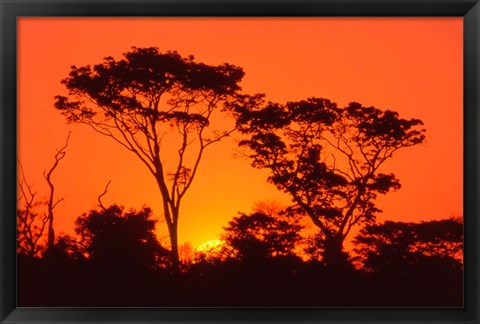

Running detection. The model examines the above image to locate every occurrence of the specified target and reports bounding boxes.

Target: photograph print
[17,17,463,307]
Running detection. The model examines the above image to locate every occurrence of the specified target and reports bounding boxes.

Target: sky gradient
[17,17,463,249]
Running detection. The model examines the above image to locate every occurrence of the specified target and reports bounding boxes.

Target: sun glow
[195,239,224,253]
[192,239,231,263]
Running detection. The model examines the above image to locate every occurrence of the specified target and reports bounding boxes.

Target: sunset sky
[17,18,463,250]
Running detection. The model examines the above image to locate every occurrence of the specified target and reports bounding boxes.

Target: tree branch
[97,180,112,211]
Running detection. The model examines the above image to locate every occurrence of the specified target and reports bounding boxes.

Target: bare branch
[43,132,70,250]
[17,160,48,257]
[97,180,112,211]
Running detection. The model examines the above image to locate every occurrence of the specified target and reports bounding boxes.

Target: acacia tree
[54,47,245,271]
[234,97,426,264]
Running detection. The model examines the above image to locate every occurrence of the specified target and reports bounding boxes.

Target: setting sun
[195,239,224,253]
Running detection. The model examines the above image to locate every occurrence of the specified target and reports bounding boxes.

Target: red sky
[17,18,463,249]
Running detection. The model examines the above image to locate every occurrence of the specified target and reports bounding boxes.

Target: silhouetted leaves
[222,212,303,261]
[235,97,426,262]
[18,212,462,307]
[75,205,169,272]
[353,218,463,273]
[55,47,244,125]
[54,47,250,271]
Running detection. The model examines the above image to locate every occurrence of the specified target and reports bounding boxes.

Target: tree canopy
[353,218,463,273]
[74,205,168,272]
[222,212,303,261]
[233,96,426,262]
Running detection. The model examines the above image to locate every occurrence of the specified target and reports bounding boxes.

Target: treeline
[18,204,462,307]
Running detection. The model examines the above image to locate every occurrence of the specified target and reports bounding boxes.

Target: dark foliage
[232,96,426,263]
[18,213,462,307]
[353,218,463,273]
[54,47,249,271]
[74,205,169,272]
[303,231,354,270]
[221,212,303,261]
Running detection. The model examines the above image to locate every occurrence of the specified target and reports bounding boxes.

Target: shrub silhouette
[75,205,168,274]
[353,218,463,273]
[222,212,303,262]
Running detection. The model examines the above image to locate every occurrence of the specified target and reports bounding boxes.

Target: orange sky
[17,18,463,250]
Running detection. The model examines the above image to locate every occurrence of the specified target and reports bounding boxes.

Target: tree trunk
[47,215,55,251]
[168,221,180,274]
[323,234,347,266]
[46,183,55,251]
[154,173,181,273]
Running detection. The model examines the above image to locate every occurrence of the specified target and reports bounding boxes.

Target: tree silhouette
[17,134,69,257]
[353,218,463,273]
[303,231,352,266]
[17,163,48,257]
[74,205,168,273]
[222,212,303,261]
[54,47,246,271]
[49,234,87,262]
[234,97,426,264]
[44,132,70,251]
[414,218,463,265]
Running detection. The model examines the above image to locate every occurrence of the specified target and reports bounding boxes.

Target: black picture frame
[1,0,479,323]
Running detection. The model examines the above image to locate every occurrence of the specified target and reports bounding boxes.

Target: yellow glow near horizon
[195,239,224,253]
